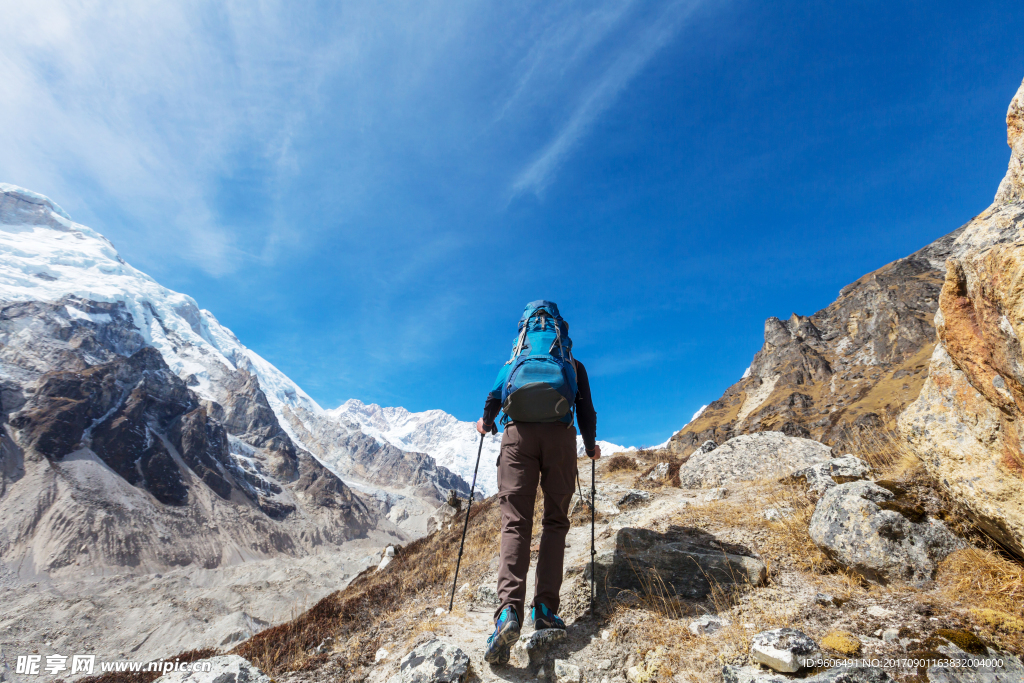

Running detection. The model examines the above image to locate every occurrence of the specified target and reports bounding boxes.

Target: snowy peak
[330,398,503,496]
[0,183,321,426]
[330,398,636,496]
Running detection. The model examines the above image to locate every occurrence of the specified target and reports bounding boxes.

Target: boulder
[899,77,1024,558]
[692,439,718,457]
[153,655,271,683]
[678,432,832,488]
[388,640,469,683]
[591,526,765,599]
[723,665,892,683]
[618,489,651,506]
[926,640,1024,683]
[646,462,671,482]
[791,456,872,494]
[809,480,965,583]
[750,628,819,673]
[509,628,566,666]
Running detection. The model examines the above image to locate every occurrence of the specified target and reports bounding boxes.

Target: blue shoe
[484,605,520,665]
[531,602,566,630]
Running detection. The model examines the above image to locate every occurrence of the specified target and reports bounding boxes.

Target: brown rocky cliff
[901,77,1024,557]
[669,226,963,456]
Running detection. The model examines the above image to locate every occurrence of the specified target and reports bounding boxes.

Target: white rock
[377,556,392,571]
[762,507,793,521]
[647,462,671,482]
[867,605,894,618]
[385,545,395,557]
[553,659,582,683]
[434,607,447,616]
[375,648,390,662]
[750,628,819,673]
[704,487,728,501]
[512,628,567,666]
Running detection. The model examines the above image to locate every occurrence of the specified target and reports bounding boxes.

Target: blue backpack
[495,300,578,424]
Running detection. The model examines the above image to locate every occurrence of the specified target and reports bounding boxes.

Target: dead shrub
[607,454,638,472]
[837,405,922,478]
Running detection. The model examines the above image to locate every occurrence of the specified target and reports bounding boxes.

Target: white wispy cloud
[0,0,336,276]
[0,0,716,322]
[510,0,708,198]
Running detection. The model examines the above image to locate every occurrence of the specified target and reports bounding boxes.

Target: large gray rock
[678,432,832,488]
[153,655,271,683]
[750,628,819,672]
[388,640,469,683]
[791,455,872,494]
[591,526,765,600]
[723,665,892,683]
[809,480,965,583]
[926,642,1024,683]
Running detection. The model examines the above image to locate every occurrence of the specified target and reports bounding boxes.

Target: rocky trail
[205,431,1023,683]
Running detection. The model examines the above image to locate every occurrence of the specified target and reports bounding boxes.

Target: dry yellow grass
[234,496,503,676]
[664,480,839,576]
[938,547,1024,651]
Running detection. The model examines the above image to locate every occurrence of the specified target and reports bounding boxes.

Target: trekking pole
[590,455,596,614]
[449,432,486,612]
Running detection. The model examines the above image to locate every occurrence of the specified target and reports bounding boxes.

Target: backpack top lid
[511,300,572,359]
[519,300,566,330]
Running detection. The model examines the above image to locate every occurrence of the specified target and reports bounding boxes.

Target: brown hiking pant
[494,422,577,623]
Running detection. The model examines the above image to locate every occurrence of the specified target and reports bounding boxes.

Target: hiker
[474,300,600,665]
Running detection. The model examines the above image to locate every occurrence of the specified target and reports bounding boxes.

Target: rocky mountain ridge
[0,183,475,577]
[331,398,635,497]
[668,179,965,456]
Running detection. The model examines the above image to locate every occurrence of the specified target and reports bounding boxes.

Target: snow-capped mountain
[0,181,626,529]
[0,184,487,577]
[332,399,635,496]
[0,184,392,575]
[0,183,319,431]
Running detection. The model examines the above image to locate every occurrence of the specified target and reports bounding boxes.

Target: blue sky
[2,0,1023,446]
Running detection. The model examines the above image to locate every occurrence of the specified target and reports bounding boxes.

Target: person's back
[476,300,600,666]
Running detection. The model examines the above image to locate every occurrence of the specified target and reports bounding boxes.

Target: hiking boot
[484,605,520,665]
[531,602,566,631]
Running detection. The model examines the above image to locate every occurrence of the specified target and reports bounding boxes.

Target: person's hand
[587,444,602,460]
[476,418,490,435]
